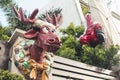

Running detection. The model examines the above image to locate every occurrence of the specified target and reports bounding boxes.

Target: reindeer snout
[48,38,55,43]
[47,37,62,52]
[48,37,61,44]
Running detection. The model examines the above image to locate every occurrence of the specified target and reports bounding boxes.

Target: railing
[51,56,115,80]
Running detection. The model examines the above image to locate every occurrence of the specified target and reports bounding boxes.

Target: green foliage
[81,44,119,69]
[59,23,84,38]
[81,4,89,15]
[0,26,12,40]
[38,8,62,20]
[0,69,23,80]
[56,35,80,60]
[0,0,32,31]
[0,0,33,41]
[0,0,13,8]
[56,23,84,60]
[56,23,120,70]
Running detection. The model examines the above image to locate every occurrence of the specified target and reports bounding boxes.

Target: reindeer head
[79,13,105,47]
[13,7,62,52]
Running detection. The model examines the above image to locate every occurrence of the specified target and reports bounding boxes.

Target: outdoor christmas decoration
[13,6,62,80]
[79,13,105,47]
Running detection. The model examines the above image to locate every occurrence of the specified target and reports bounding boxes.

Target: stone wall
[0,40,10,70]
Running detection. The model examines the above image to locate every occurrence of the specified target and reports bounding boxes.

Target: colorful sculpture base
[14,39,54,80]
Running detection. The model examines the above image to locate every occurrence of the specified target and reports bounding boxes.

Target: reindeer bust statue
[13,6,62,80]
[79,13,105,47]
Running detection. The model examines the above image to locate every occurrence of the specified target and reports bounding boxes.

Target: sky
[13,0,51,13]
[0,0,120,26]
[0,9,8,26]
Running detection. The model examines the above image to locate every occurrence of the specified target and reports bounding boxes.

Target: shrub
[0,69,23,80]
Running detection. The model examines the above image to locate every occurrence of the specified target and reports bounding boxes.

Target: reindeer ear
[24,29,39,39]
[86,13,93,27]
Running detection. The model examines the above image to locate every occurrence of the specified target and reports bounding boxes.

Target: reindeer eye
[52,30,55,33]
[43,27,49,33]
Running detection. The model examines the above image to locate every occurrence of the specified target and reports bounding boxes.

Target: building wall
[39,0,85,29]
[111,14,120,45]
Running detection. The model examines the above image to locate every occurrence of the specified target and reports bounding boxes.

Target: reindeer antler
[46,13,62,28]
[13,6,38,24]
